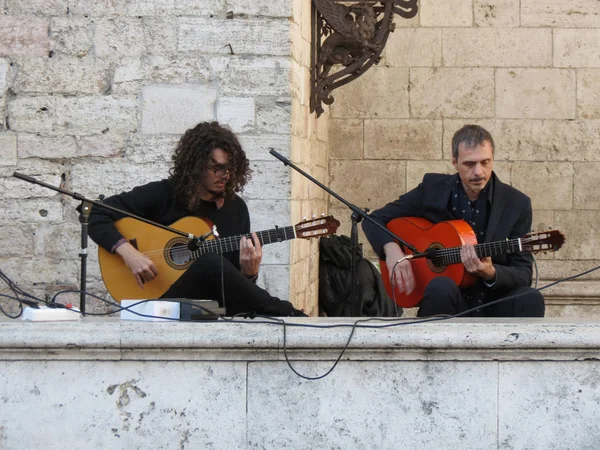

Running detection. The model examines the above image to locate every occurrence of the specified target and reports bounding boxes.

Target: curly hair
[169,121,251,210]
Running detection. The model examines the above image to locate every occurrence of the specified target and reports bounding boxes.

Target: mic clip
[187,225,219,252]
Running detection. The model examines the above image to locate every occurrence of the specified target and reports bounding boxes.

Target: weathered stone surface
[521,0,600,27]
[18,135,78,159]
[0,198,64,225]
[0,16,49,57]
[420,0,473,26]
[6,0,68,15]
[217,97,255,133]
[245,199,291,265]
[385,28,442,67]
[554,29,600,68]
[443,29,551,67]
[13,57,111,94]
[574,163,600,210]
[243,161,290,200]
[329,119,363,160]
[0,133,17,166]
[406,160,455,191]
[77,134,124,158]
[9,96,138,136]
[498,119,600,161]
[364,119,442,160]
[0,223,36,258]
[141,18,177,55]
[49,17,95,57]
[211,56,290,97]
[441,119,498,160]
[577,70,600,119]
[124,134,180,164]
[239,134,290,161]
[1,173,63,199]
[410,68,494,118]
[330,159,405,212]
[537,260,600,280]
[125,0,227,17]
[255,97,291,134]
[140,85,216,135]
[257,264,290,301]
[95,19,146,59]
[496,69,576,119]
[512,162,574,210]
[330,67,409,119]
[178,18,290,56]
[474,0,519,27]
[555,211,600,259]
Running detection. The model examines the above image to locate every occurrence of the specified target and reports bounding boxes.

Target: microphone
[187,226,219,251]
[405,248,441,260]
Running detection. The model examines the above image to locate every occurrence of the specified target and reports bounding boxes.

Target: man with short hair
[362,124,544,317]
[89,121,306,317]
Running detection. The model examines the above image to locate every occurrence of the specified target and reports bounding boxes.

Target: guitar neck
[435,238,522,265]
[189,225,297,259]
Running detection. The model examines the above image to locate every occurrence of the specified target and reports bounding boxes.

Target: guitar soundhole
[165,237,193,270]
[426,243,446,273]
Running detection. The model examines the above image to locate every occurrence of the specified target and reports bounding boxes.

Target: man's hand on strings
[461,243,496,281]
[116,242,159,289]
[384,242,415,295]
[240,232,262,278]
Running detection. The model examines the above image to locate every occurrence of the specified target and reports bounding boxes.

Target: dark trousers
[161,254,296,316]
[417,276,545,318]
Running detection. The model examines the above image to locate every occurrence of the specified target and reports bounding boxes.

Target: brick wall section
[0,1,301,313]
[328,0,600,317]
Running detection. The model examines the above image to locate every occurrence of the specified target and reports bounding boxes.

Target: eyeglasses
[208,165,232,178]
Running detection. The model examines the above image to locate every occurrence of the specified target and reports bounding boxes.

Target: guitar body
[380,217,478,308]
[98,216,213,301]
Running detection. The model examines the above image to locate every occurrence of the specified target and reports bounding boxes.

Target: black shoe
[289,307,308,317]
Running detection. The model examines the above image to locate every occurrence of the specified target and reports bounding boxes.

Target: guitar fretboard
[189,225,296,259]
[431,238,521,266]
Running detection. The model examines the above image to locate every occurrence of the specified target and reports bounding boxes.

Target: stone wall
[0,1,313,312]
[328,0,600,317]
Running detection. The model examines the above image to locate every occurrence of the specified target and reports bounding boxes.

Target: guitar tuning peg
[303,216,307,221]
[321,212,325,217]
[312,214,316,219]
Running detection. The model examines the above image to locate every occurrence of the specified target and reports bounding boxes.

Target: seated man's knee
[425,276,459,297]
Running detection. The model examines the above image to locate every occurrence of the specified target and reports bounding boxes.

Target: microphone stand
[12,172,210,315]
[269,150,419,317]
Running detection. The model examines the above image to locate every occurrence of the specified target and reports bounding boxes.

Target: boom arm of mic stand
[267,150,419,254]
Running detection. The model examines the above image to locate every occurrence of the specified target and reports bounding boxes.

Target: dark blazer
[362,172,534,295]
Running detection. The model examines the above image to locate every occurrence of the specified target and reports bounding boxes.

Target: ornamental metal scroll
[310,0,418,117]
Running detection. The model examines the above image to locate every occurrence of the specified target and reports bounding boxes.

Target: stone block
[410,68,494,118]
[330,160,406,212]
[228,0,292,17]
[9,96,138,136]
[70,161,170,198]
[13,57,111,95]
[172,0,227,17]
[521,0,600,27]
[512,162,573,210]
[329,119,363,160]
[255,97,291,134]
[95,19,146,59]
[2,256,79,285]
[578,70,600,119]
[49,17,95,57]
[141,85,217,135]
[385,28,442,67]
[474,0,519,27]
[443,29,551,67]
[574,163,600,210]
[420,0,473,26]
[0,16,49,56]
[554,29,600,68]
[257,264,290,299]
[243,161,290,200]
[77,134,123,158]
[496,69,576,119]
[212,56,291,97]
[0,58,9,91]
[124,134,179,164]
[406,161,455,191]
[498,119,600,161]
[364,119,442,160]
[6,0,68,15]
[178,18,290,56]
[18,135,78,159]
[141,18,177,55]
[0,223,35,258]
[0,198,63,225]
[0,133,17,166]
[245,199,291,265]
[330,67,409,119]
[217,97,255,133]
[239,134,290,161]
[537,260,600,280]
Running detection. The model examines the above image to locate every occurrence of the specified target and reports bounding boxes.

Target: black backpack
[318,235,401,317]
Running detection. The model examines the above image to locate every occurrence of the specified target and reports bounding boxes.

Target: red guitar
[380,217,565,308]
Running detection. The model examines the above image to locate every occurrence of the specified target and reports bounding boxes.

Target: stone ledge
[2,317,600,361]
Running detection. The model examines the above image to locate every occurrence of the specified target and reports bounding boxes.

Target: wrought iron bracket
[310,0,418,117]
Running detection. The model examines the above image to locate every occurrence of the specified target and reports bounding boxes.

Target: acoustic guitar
[98,215,340,301]
[379,217,565,308]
